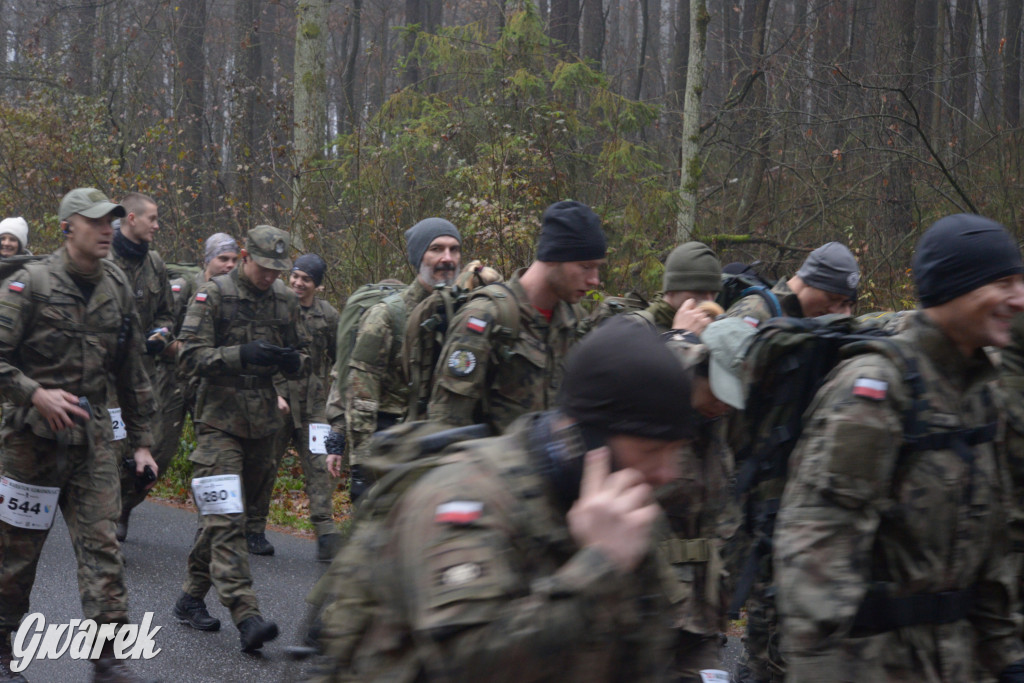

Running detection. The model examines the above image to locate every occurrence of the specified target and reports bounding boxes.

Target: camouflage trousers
[121,361,185,511]
[246,420,337,538]
[0,428,127,630]
[182,424,278,625]
[736,578,785,683]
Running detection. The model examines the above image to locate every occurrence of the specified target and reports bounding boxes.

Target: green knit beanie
[663,242,722,293]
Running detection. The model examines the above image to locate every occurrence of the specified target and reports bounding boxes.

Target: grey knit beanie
[405,218,462,270]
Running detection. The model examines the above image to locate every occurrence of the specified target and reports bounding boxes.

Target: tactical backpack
[716,262,782,317]
[577,290,649,333]
[165,261,202,282]
[401,280,519,421]
[331,282,407,384]
[727,312,995,629]
[302,421,492,680]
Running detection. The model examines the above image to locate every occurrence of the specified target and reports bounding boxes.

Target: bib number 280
[191,474,243,516]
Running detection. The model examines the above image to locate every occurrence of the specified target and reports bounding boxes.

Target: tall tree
[677,0,709,241]
[581,0,604,64]
[174,0,208,222]
[341,0,363,134]
[232,0,264,221]
[293,0,329,216]
[1005,0,1023,128]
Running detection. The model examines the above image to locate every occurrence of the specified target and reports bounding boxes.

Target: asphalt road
[15,500,324,682]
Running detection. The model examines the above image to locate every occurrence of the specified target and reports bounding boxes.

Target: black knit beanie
[913,214,1024,308]
[293,253,327,287]
[536,201,607,263]
[560,317,694,441]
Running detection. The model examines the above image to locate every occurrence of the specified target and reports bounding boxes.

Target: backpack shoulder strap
[382,290,408,348]
[210,273,239,334]
[472,281,521,340]
[22,262,52,304]
[740,284,783,318]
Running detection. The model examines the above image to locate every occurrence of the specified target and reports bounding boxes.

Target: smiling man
[427,200,606,432]
[774,214,1024,683]
[0,188,158,683]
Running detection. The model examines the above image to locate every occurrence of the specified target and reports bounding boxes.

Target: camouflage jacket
[724,278,801,327]
[274,297,339,425]
[625,295,676,333]
[179,267,310,439]
[0,247,155,447]
[108,247,176,378]
[170,271,205,334]
[774,311,1024,682]
[427,271,582,432]
[339,282,429,458]
[347,413,676,682]
[998,312,1024,557]
[660,330,739,637]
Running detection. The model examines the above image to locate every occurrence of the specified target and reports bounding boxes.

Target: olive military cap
[59,188,127,222]
[246,224,293,270]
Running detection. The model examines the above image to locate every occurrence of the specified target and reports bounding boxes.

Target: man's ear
[61,221,70,236]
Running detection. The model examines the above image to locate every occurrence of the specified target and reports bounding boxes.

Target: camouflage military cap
[59,188,127,221]
[246,224,293,270]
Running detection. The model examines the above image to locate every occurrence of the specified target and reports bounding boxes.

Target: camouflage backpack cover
[331,281,407,385]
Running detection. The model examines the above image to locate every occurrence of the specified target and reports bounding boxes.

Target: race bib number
[700,671,730,683]
[308,423,329,455]
[109,408,127,441]
[191,475,243,516]
[0,477,60,530]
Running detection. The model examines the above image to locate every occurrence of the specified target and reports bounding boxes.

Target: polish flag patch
[743,316,760,328]
[852,378,888,401]
[435,501,484,524]
[466,316,488,334]
[195,292,208,303]
[7,281,25,293]
[171,284,182,293]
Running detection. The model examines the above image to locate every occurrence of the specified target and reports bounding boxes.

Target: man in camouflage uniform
[108,192,177,542]
[324,218,461,480]
[427,200,605,432]
[726,241,859,328]
[628,241,722,333]
[172,224,309,653]
[170,233,240,317]
[998,312,1024,612]
[727,240,861,683]
[0,188,158,683]
[245,253,340,561]
[312,317,696,682]
[775,214,1024,682]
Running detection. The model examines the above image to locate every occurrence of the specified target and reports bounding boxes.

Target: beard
[420,261,456,286]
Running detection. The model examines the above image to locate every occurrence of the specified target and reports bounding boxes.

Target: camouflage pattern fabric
[315,414,676,682]
[178,266,310,625]
[338,282,428,461]
[182,425,279,625]
[997,312,1024,613]
[625,295,677,333]
[775,311,1024,682]
[427,271,582,432]
[0,247,155,629]
[248,297,339,537]
[725,279,800,329]
[660,330,740,678]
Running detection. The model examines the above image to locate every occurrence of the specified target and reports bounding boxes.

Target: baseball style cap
[59,188,126,222]
[701,317,757,410]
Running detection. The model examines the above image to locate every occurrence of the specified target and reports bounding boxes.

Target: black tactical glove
[1000,660,1024,683]
[277,346,302,374]
[239,340,285,367]
[324,430,346,456]
[145,327,170,356]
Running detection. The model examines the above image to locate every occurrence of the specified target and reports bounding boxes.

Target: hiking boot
[0,635,27,683]
[246,532,274,556]
[237,616,278,653]
[173,592,221,631]
[316,533,341,562]
[91,657,157,683]
[115,507,131,543]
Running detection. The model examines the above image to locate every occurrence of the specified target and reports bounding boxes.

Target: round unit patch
[441,562,482,586]
[447,349,477,376]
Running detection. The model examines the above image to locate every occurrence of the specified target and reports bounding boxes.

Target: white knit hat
[0,217,28,249]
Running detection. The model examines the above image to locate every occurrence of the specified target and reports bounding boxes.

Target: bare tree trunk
[634,0,649,100]
[174,0,208,224]
[232,0,263,221]
[404,0,423,87]
[734,0,771,231]
[1005,0,1022,127]
[669,0,690,140]
[676,0,709,242]
[913,0,939,132]
[70,1,97,95]
[950,0,975,151]
[581,0,604,64]
[293,0,329,216]
[342,0,363,134]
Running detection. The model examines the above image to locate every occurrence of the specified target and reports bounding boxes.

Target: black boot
[91,643,158,683]
[115,506,131,543]
[237,616,279,652]
[173,592,221,631]
[0,633,28,683]
[246,532,274,556]
[316,533,341,562]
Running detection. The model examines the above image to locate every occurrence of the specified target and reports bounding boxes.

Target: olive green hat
[246,224,292,270]
[59,188,126,222]
[663,242,722,293]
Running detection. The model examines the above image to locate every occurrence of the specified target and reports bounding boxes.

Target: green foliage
[327,8,679,294]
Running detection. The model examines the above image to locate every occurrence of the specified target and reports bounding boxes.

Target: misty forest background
[2,0,1023,313]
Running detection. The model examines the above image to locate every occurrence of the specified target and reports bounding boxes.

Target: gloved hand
[325,430,346,457]
[277,347,302,374]
[145,327,170,356]
[239,340,285,367]
[999,660,1024,683]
